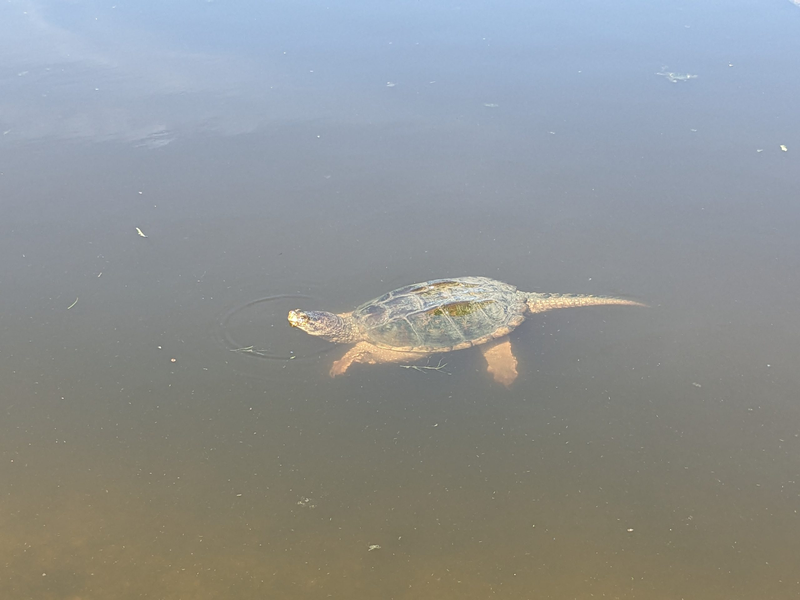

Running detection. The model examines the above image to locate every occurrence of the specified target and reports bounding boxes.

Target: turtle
[288,276,644,386]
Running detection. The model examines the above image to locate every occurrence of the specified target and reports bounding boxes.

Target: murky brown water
[2,1,800,598]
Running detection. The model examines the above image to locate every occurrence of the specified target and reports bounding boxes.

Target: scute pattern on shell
[352,277,528,352]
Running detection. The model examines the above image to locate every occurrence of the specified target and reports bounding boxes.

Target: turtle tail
[524,292,646,314]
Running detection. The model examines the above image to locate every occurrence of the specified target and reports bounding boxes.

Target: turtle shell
[352,277,527,352]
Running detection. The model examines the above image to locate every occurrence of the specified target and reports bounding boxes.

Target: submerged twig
[229,345,270,357]
[400,358,450,375]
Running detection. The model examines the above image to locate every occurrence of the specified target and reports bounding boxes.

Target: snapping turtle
[288,276,643,386]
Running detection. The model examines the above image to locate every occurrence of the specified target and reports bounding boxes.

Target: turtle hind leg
[330,342,421,377]
[480,338,518,387]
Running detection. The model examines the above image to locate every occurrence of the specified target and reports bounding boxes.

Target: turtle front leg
[330,342,418,377]
[480,339,518,387]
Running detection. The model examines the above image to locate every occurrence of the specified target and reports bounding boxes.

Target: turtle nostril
[288,310,309,327]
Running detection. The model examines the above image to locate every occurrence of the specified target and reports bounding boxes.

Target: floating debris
[483,103,500,108]
[135,227,148,238]
[780,144,788,152]
[297,496,316,509]
[368,544,381,552]
[385,82,396,88]
[229,345,271,357]
[400,358,450,374]
[656,67,698,83]
[67,297,79,310]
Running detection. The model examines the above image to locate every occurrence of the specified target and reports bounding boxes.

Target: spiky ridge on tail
[524,293,646,314]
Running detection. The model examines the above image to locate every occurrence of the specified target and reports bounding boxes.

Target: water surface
[2,1,800,598]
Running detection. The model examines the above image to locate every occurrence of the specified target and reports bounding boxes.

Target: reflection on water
[2,0,800,598]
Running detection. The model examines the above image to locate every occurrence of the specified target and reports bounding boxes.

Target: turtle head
[288,309,353,343]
